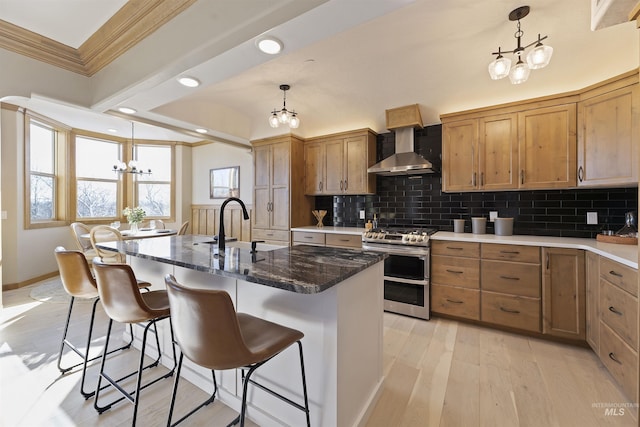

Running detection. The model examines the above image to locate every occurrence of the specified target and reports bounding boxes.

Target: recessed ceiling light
[256,36,283,54]
[178,76,200,87]
[118,107,137,114]
[195,128,208,134]
[107,128,118,133]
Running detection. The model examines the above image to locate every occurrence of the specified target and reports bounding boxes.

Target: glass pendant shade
[277,108,290,124]
[526,44,553,69]
[269,112,279,128]
[488,55,512,80]
[289,113,300,129]
[509,58,530,84]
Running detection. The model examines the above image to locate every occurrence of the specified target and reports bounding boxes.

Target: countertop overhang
[432,232,638,269]
[97,235,386,294]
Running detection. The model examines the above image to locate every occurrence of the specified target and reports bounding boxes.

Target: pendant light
[487,6,553,84]
[268,84,300,129]
[112,122,152,175]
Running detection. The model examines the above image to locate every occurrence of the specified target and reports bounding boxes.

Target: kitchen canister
[453,219,465,233]
[471,217,486,234]
[494,217,514,236]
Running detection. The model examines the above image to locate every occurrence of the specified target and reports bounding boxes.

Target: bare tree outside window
[29,122,56,221]
[76,136,120,219]
[136,145,172,217]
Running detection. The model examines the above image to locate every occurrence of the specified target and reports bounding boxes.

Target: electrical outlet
[489,211,498,222]
[587,212,598,225]
[0,211,6,220]
[359,210,365,220]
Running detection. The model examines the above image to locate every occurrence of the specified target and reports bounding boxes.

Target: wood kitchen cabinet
[518,104,577,189]
[585,251,600,352]
[541,247,585,340]
[441,100,576,192]
[577,73,639,187]
[252,135,312,245]
[442,114,518,191]
[304,129,376,195]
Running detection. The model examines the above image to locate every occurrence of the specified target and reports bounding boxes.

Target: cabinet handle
[445,246,464,250]
[578,166,584,182]
[500,250,520,254]
[608,352,622,365]
[446,269,464,274]
[499,275,520,281]
[340,239,350,242]
[520,170,524,185]
[340,180,343,190]
[546,253,549,270]
[472,172,476,187]
[446,298,464,304]
[499,306,521,314]
[480,172,484,187]
[266,233,274,237]
[318,182,322,191]
[608,306,623,316]
[304,236,314,239]
[344,180,348,191]
[609,270,623,278]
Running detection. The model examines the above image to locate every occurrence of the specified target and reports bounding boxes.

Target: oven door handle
[384,276,429,286]
[363,245,429,258]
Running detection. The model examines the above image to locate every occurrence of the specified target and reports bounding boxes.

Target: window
[135,145,173,218]
[25,114,68,228]
[75,136,121,219]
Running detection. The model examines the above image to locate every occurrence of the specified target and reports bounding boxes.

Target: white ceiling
[1,0,638,144]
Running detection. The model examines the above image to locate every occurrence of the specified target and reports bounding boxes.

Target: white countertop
[291,226,364,235]
[433,231,638,269]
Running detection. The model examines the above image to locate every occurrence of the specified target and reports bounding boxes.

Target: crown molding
[0,0,196,77]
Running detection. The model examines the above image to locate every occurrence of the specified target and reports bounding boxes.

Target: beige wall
[191,142,253,206]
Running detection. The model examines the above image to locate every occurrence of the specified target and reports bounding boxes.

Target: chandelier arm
[523,35,548,49]
[491,35,548,56]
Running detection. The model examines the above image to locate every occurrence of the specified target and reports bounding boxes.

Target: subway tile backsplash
[314,124,638,239]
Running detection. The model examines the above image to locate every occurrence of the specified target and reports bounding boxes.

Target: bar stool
[92,259,177,426]
[164,274,310,427]
[54,246,145,399]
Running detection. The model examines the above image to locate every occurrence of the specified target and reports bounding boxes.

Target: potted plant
[123,206,146,234]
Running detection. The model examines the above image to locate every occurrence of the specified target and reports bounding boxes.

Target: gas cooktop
[362,226,437,246]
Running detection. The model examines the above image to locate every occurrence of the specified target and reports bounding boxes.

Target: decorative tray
[596,234,638,245]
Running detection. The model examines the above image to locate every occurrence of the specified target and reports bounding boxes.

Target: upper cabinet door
[270,140,290,187]
[518,104,577,189]
[343,135,367,194]
[253,144,271,189]
[324,138,345,193]
[479,113,518,190]
[442,119,478,192]
[578,84,639,187]
[304,142,325,195]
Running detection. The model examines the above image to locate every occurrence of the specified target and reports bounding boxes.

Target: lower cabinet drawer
[481,260,541,298]
[432,255,480,289]
[599,321,639,403]
[431,284,480,320]
[600,278,638,350]
[481,291,541,332]
[253,228,290,243]
[325,233,361,248]
[292,231,325,245]
[600,257,638,297]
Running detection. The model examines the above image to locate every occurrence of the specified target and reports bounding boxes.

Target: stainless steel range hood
[368,104,436,176]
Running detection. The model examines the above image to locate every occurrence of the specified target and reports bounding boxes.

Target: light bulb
[509,57,530,84]
[277,108,290,124]
[128,160,139,171]
[526,44,553,69]
[289,113,300,129]
[269,112,279,128]
[488,55,512,80]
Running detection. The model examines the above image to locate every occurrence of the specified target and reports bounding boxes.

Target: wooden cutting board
[596,234,638,245]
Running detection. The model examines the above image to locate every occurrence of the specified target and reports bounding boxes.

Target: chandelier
[268,84,300,129]
[112,122,152,175]
[488,6,553,85]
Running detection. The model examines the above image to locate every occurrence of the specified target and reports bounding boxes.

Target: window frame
[24,112,69,229]
[132,142,176,221]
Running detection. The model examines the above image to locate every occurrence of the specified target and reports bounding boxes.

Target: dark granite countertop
[98,235,386,294]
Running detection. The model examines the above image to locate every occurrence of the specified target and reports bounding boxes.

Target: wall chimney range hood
[368,104,437,176]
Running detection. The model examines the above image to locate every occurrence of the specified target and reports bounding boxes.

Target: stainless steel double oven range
[362,227,436,320]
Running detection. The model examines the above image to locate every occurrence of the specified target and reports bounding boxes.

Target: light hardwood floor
[1,281,637,426]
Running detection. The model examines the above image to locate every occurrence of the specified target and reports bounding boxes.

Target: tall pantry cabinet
[251,134,312,245]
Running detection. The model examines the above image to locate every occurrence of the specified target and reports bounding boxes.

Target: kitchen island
[99,235,386,427]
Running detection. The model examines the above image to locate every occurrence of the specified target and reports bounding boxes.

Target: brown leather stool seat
[165,274,310,427]
[92,259,177,426]
[54,247,146,399]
